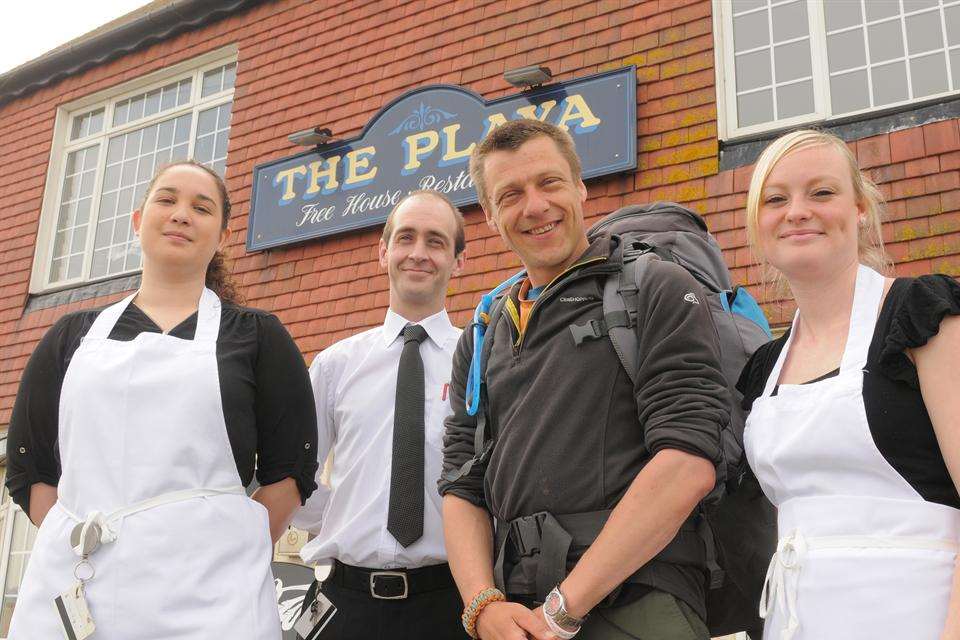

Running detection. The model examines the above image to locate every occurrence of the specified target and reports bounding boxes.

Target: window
[715,0,960,138]
[0,469,37,639]
[34,57,236,291]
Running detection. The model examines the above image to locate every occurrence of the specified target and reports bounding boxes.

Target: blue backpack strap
[444,272,523,483]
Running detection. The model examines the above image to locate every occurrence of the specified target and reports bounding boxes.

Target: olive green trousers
[577,590,709,640]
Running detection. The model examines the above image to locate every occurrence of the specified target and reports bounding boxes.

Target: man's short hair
[469,119,582,209]
[381,189,466,256]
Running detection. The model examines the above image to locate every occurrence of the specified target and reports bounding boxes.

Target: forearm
[941,557,960,640]
[443,494,496,605]
[28,482,57,527]
[252,477,302,543]
[560,449,715,618]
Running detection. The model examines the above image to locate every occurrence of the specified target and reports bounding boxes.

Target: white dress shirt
[294,307,461,569]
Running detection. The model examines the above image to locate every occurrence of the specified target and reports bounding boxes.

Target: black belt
[325,560,456,600]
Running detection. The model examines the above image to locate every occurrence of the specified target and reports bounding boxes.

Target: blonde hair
[745,129,890,289]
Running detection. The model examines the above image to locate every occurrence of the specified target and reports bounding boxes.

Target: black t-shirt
[737,275,960,508]
[6,301,319,515]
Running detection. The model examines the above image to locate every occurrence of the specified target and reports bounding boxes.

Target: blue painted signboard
[247,67,637,251]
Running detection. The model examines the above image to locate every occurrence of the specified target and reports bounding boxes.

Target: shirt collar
[382,307,457,348]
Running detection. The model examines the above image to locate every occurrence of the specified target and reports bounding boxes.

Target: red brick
[922,119,960,156]
[890,127,926,163]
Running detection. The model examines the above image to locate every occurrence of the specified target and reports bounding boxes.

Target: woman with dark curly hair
[6,160,319,638]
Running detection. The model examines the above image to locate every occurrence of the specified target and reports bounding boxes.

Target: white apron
[744,265,960,640]
[9,288,281,639]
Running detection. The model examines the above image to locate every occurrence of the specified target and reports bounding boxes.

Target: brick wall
[1,0,959,426]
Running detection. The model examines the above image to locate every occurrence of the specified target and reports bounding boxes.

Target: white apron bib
[9,288,281,639]
[744,265,960,640]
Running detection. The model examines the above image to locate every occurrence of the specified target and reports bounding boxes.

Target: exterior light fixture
[287,126,333,147]
[503,65,553,89]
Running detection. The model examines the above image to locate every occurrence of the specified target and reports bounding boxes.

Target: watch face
[544,591,562,616]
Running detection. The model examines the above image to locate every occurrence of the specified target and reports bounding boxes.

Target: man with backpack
[438,119,741,640]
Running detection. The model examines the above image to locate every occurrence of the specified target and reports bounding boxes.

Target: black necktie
[388,324,428,547]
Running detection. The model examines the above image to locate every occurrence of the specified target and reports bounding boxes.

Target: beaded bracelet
[461,587,506,638]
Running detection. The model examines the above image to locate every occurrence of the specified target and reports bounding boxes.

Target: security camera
[288,127,333,147]
[503,66,552,89]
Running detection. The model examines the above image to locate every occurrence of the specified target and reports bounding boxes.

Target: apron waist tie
[759,530,959,640]
[61,486,246,556]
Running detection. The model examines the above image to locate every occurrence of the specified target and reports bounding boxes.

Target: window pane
[825,1,862,31]
[865,0,900,22]
[195,135,214,163]
[777,80,815,118]
[906,11,945,55]
[732,0,765,13]
[734,9,769,52]
[202,67,223,97]
[947,5,960,46]
[106,136,124,164]
[911,52,949,97]
[950,49,960,87]
[774,40,812,82]
[873,61,909,105]
[736,50,771,92]
[903,0,939,11]
[737,89,773,126]
[223,62,237,91]
[197,108,218,135]
[158,120,175,148]
[828,29,867,73]
[160,86,177,111]
[771,1,807,42]
[128,95,145,122]
[174,115,191,144]
[113,101,129,126]
[91,248,109,278]
[869,20,905,64]
[178,79,192,105]
[68,253,84,279]
[217,102,232,129]
[144,89,161,118]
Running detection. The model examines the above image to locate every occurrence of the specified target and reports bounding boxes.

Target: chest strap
[492,510,705,602]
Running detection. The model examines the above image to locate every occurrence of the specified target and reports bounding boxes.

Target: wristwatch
[542,585,586,638]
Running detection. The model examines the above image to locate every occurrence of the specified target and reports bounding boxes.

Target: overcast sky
[0,1,153,75]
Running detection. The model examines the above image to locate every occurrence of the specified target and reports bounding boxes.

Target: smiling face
[378,193,465,319]
[132,164,227,278]
[480,135,589,286]
[756,143,865,281]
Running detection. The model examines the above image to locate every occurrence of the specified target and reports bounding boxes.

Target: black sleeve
[634,260,731,467]
[879,274,960,388]
[437,327,488,508]
[6,313,89,514]
[253,313,319,504]
[736,338,786,412]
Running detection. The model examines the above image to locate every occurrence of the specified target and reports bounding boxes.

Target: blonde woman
[736,129,960,640]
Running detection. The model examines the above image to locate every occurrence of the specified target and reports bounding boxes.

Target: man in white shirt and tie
[293,190,468,639]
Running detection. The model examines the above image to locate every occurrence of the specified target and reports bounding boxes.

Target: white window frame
[29,46,238,294]
[714,0,960,140]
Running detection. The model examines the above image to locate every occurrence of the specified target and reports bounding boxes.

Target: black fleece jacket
[438,234,731,612]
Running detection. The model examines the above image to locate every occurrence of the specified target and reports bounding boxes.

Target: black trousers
[303,579,468,640]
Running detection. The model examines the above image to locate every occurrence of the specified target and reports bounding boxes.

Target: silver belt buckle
[369,571,408,599]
